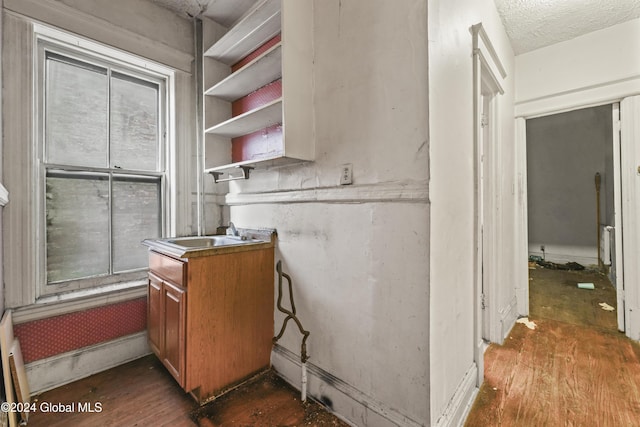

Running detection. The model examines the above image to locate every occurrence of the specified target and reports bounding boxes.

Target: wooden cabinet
[202,0,314,180]
[161,280,186,385]
[147,274,162,356]
[146,245,274,404]
[147,270,186,387]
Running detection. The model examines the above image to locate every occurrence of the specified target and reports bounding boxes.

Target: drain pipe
[194,18,205,236]
[273,261,310,402]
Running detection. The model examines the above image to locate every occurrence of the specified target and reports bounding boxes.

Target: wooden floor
[529,267,618,331]
[465,267,640,426]
[27,356,195,427]
[26,356,347,426]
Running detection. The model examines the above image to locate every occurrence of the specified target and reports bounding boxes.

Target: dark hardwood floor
[28,356,195,427]
[465,267,640,426]
[26,355,347,426]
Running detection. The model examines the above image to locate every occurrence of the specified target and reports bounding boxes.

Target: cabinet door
[147,273,163,357]
[162,280,186,387]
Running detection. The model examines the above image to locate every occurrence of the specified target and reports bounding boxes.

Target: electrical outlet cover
[340,164,353,185]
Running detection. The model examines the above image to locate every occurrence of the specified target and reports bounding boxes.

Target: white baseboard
[528,243,597,266]
[26,332,150,395]
[272,344,424,427]
[433,364,478,427]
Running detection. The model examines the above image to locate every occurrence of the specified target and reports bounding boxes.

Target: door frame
[472,23,506,386]
[620,96,640,340]
[516,99,635,338]
[612,103,625,332]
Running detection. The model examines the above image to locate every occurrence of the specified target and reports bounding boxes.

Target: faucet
[227,221,239,237]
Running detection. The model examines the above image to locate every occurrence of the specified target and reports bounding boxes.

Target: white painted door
[480,89,500,344]
[620,96,640,340]
[514,118,529,317]
[480,94,489,342]
[612,103,625,332]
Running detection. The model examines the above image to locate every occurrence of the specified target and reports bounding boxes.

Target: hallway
[465,267,640,426]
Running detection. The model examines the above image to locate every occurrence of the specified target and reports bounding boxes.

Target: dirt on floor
[191,370,349,427]
[528,264,618,332]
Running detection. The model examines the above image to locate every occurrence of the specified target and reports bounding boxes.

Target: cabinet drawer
[149,251,185,287]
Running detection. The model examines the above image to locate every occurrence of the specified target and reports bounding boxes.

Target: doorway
[524,104,622,332]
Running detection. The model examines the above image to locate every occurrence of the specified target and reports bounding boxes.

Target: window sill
[12,280,147,324]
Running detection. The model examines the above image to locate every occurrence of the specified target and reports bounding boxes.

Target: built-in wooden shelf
[205,43,282,101]
[204,98,282,138]
[203,0,280,66]
[202,1,314,180]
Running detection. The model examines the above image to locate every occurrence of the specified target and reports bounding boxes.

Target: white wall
[428,0,517,424]
[515,18,640,116]
[226,1,429,425]
[57,0,193,56]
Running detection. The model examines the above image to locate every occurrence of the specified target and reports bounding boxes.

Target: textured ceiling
[150,0,640,55]
[148,0,206,18]
[495,0,640,54]
[148,0,257,25]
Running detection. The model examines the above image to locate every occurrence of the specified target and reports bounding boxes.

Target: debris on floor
[529,268,618,331]
[536,260,586,271]
[516,317,537,330]
[599,302,615,311]
[577,282,595,290]
[190,369,348,426]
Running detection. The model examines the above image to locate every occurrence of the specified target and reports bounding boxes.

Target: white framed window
[35,28,174,297]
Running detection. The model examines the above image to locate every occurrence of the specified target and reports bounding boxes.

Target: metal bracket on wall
[209,165,254,183]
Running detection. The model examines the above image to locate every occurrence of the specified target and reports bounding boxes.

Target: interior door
[620,96,640,340]
[612,103,625,332]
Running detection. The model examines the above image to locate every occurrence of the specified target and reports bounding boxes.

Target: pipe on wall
[194,18,204,236]
[273,261,310,402]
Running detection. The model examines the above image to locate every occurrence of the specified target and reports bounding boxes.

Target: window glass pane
[46,173,110,283]
[46,55,108,168]
[110,73,160,171]
[112,176,161,272]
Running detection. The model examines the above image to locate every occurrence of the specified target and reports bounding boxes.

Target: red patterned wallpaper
[231,34,281,72]
[232,124,284,163]
[232,79,282,117]
[14,298,147,364]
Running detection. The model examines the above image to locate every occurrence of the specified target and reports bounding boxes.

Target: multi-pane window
[41,47,166,290]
